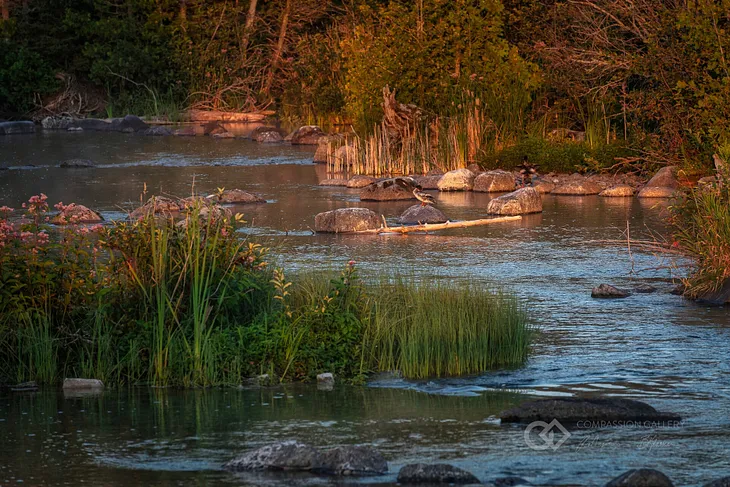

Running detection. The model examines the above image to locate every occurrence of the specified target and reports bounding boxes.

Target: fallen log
[354,215,522,234]
[181,110,275,123]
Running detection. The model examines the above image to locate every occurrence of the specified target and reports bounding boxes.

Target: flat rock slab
[347,176,379,188]
[437,169,476,191]
[600,185,635,197]
[63,378,104,390]
[605,469,674,487]
[398,204,447,224]
[638,187,678,198]
[474,170,516,193]
[499,397,681,424]
[360,179,415,201]
[397,463,480,485]
[318,445,388,476]
[552,179,602,195]
[144,126,174,136]
[592,284,631,298]
[487,187,542,215]
[315,208,381,233]
[0,121,35,135]
[319,179,349,187]
[224,441,322,472]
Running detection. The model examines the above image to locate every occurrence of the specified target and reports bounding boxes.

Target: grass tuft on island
[0,195,531,387]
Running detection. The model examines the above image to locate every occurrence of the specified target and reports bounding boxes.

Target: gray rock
[437,168,476,191]
[315,208,381,233]
[290,125,326,145]
[360,179,416,201]
[605,469,674,487]
[144,126,174,136]
[10,381,39,392]
[704,476,730,487]
[592,284,631,298]
[62,378,104,390]
[120,114,149,132]
[317,373,335,387]
[487,187,542,215]
[318,445,388,476]
[223,441,322,472]
[474,170,516,193]
[41,116,75,130]
[413,175,443,190]
[634,284,657,294]
[645,166,679,189]
[552,179,602,195]
[250,126,285,143]
[73,118,114,131]
[347,176,379,188]
[0,121,35,135]
[212,189,266,204]
[500,397,681,424]
[397,463,479,484]
[60,159,95,168]
[398,204,447,224]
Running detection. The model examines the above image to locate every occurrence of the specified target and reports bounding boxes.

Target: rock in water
[347,176,379,188]
[360,179,416,201]
[129,196,181,220]
[437,168,476,191]
[223,441,322,472]
[120,114,149,132]
[592,284,630,298]
[319,179,349,187]
[600,185,635,197]
[398,204,447,224]
[397,463,480,484]
[487,187,542,215]
[605,469,674,487]
[250,126,284,143]
[413,175,442,190]
[552,179,602,195]
[533,181,555,194]
[637,187,678,198]
[318,445,388,476]
[0,121,35,135]
[143,126,174,136]
[42,116,75,130]
[315,208,381,233]
[317,373,335,387]
[473,170,516,193]
[290,125,326,145]
[60,159,96,168]
[52,204,103,224]
[213,189,266,204]
[645,166,679,189]
[499,397,681,424]
[634,284,657,294]
[62,378,104,391]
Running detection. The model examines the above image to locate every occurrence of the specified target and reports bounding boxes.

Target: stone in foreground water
[605,469,674,487]
[224,441,322,471]
[592,284,630,298]
[397,463,479,484]
[318,445,388,475]
[315,208,381,233]
[500,397,681,424]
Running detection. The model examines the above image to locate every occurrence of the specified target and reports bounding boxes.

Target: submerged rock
[552,179,602,195]
[347,175,379,188]
[250,126,284,143]
[637,186,678,198]
[143,126,174,136]
[0,121,35,135]
[437,168,476,191]
[212,131,235,139]
[600,185,635,197]
[52,204,103,224]
[360,179,416,201]
[213,189,266,204]
[705,476,730,487]
[634,284,658,294]
[487,187,542,215]
[645,166,679,189]
[315,208,381,233]
[318,445,387,476]
[398,204,447,224]
[592,284,631,299]
[290,125,326,145]
[224,441,322,472]
[500,397,681,424]
[491,477,532,486]
[397,463,479,485]
[60,159,95,168]
[473,170,516,193]
[62,378,104,391]
[605,469,674,487]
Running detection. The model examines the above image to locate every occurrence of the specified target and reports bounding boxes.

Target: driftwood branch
[354,216,522,234]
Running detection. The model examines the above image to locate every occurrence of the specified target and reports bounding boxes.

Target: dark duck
[383,177,436,206]
[517,157,538,187]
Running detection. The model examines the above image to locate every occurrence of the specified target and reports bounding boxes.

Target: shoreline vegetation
[0,194,531,387]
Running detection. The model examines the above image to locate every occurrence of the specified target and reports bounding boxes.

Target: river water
[1,130,729,486]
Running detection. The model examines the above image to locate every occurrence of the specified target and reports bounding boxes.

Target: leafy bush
[0,42,58,114]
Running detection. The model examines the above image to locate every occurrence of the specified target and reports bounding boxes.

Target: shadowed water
[1,131,730,486]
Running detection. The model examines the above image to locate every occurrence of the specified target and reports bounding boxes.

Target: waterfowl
[393,177,436,206]
[517,157,538,187]
[413,189,435,206]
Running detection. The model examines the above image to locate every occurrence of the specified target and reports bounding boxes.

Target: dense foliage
[0,195,530,386]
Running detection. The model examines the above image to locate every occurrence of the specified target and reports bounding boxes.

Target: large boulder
[398,204,447,224]
[290,125,326,145]
[637,187,678,198]
[212,189,266,204]
[360,179,416,201]
[223,441,322,472]
[437,168,476,191]
[347,175,379,188]
[318,445,388,476]
[645,166,679,189]
[552,179,602,195]
[533,181,555,194]
[605,469,674,487]
[487,187,542,215]
[60,159,95,168]
[250,126,284,143]
[51,204,103,225]
[0,121,35,135]
[474,170,516,193]
[41,116,75,130]
[413,175,442,190]
[600,185,635,197]
[592,284,631,299]
[315,208,381,233]
[397,464,480,485]
[120,114,149,132]
[499,397,681,424]
[130,196,181,220]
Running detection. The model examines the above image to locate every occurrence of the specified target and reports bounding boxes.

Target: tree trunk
[179,0,187,32]
[1,0,9,21]
[264,0,291,96]
[239,0,258,65]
